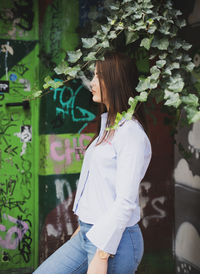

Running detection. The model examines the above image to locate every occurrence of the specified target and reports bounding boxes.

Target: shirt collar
[100,112,108,132]
[101,112,108,119]
[100,112,127,128]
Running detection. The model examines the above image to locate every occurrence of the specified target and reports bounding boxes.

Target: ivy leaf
[110,4,120,10]
[98,40,109,48]
[124,110,134,120]
[175,10,182,16]
[159,23,170,35]
[163,68,172,76]
[149,53,156,60]
[88,62,95,73]
[152,37,169,50]
[96,30,105,39]
[136,77,150,92]
[54,61,68,75]
[159,53,168,59]
[43,76,63,89]
[176,18,186,28]
[150,66,161,80]
[135,20,146,30]
[174,40,182,50]
[182,94,199,107]
[122,9,135,19]
[116,112,123,121]
[108,31,117,39]
[184,106,200,124]
[82,38,97,48]
[168,75,184,93]
[128,96,139,112]
[33,90,42,98]
[186,62,195,72]
[182,41,192,51]
[138,91,148,102]
[133,13,143,20]
[190,111,200,123]
[116,22,124,30]
[62,65,81,77]
[156,60,166,68]
[128,96,135,106]
[101,25,111,34]
[148,24,157,34]
[183,55,192,62]
[122,0,132,4]
[140,37,153,50]
[107,17,117,25]
[67,49,82,63]
[168,62,180,70]
[125,31,139,45]
[149,80,158,89]
[83,52,97,62]
[164,90,181,108]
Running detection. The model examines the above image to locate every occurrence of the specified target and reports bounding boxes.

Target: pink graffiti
[50,134,92,165]
[0,214,29,250]
[50,141,65,161]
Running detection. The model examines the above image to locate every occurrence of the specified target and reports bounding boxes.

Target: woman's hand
[87,251,109,274]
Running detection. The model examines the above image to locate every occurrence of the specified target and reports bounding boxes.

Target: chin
[92,95,101,103]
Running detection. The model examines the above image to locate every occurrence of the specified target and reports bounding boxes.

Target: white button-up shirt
[73,112,152,255]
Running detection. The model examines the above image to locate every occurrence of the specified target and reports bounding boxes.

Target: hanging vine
[28,0,199,128]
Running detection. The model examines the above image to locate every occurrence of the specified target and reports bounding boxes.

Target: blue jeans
[33,220,144,274]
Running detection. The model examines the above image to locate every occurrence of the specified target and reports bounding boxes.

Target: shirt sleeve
[86,121,152,254]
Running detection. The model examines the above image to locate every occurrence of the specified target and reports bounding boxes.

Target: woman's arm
[70,225,80,239]
[86,121,152,255]
[87,250,110,274]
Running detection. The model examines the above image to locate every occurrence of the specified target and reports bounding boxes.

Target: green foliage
[32,0,199,128]
[43,76,63,89]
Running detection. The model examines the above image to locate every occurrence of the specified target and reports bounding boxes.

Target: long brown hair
[88,51,146,146]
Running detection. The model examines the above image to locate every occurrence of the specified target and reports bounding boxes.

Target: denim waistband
[78,219,93,227]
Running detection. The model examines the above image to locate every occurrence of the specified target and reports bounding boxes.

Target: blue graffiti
[51,79,96,123]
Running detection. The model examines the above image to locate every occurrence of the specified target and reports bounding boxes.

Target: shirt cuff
[86,215,125,255]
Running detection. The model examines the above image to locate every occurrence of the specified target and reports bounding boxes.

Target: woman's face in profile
[90,65,109,109]
[90,66,102,104]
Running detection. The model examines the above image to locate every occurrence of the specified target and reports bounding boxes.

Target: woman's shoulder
[117,116,146,136]
[113,116,151,146]
[112,117,151,154]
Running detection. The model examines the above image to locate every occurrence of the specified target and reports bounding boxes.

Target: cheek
[93,77,99,87]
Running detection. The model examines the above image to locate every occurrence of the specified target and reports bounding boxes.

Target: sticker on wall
[175,222,200,270]
[14,125,32,156]
[0,80,9,93]
[174,158,200,190]
[188,121,200,159]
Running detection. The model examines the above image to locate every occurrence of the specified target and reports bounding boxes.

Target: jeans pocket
[127,226,144,267]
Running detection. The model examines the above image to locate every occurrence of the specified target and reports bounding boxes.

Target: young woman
[33,52,152,274]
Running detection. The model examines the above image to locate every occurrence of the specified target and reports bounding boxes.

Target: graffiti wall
[174,48,200,274]
[0,0,39,273]
[174,120,200,274]
[0,0,179,273]
[38,0,98,263]
[173,1,200,273]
